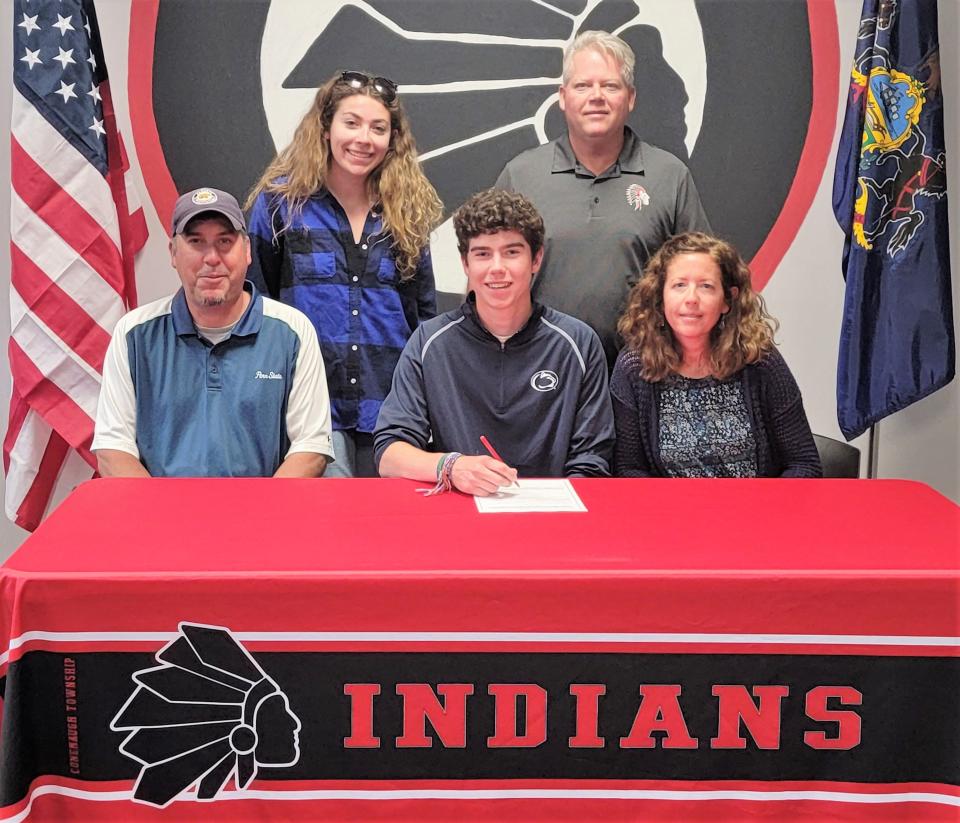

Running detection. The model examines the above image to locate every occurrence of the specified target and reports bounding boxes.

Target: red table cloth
[0,477,957,821]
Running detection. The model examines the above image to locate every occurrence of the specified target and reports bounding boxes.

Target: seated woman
[611,232,821,478]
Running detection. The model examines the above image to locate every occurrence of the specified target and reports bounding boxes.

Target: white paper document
[474,479,587,513]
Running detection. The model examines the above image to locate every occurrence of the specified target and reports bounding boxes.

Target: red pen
[480,436,519,487]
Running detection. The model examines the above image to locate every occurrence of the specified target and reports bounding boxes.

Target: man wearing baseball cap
[93,187,334,477]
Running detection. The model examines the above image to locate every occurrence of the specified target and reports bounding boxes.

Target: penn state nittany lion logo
[530,370,559,392]
[111,623,302,808]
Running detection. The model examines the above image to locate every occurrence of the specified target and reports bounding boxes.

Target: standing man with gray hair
[496,30,711,368]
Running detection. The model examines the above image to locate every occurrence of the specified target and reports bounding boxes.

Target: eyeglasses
[338,71,398,104]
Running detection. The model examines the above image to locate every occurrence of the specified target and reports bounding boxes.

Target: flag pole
[866,423,879,479]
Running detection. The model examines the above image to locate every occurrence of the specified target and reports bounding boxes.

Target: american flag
[5,0,148,531]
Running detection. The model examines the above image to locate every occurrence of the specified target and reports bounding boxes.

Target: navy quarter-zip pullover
[374,297,614,477]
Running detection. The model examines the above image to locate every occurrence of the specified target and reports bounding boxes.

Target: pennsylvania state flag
[832,0,954,441]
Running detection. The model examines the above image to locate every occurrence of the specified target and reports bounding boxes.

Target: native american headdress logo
[625,184,650,212]
[110,623,302,808]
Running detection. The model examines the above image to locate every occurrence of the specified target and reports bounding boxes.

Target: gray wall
[1,0,957,559]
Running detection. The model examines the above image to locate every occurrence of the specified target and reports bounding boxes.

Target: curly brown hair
[453,188,545,257]
[617,232,778,381]
[245,72,442,281]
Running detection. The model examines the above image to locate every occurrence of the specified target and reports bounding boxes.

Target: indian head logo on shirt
[110,623,302,808]
[626,183,651,212]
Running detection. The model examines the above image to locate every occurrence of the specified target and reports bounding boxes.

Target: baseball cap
[170,187,246,235]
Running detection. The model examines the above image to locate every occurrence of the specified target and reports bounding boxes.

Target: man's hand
[450,455,517,496]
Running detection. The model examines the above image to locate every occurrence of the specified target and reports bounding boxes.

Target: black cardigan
[610,348,822,478]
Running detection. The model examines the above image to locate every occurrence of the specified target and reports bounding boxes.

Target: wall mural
[128,0,838,302]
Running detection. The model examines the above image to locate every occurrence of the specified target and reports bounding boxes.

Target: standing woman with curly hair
[246,71,442,477]
[611,232,821,477]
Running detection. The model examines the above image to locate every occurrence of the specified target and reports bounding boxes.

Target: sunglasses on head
[338,71,398,103]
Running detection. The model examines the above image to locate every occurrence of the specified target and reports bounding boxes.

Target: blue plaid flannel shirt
[246,190,436,432]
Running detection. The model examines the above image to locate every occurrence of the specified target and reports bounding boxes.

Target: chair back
[813,434,861,478]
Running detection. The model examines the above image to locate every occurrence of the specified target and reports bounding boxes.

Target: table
[1,478,958,821]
